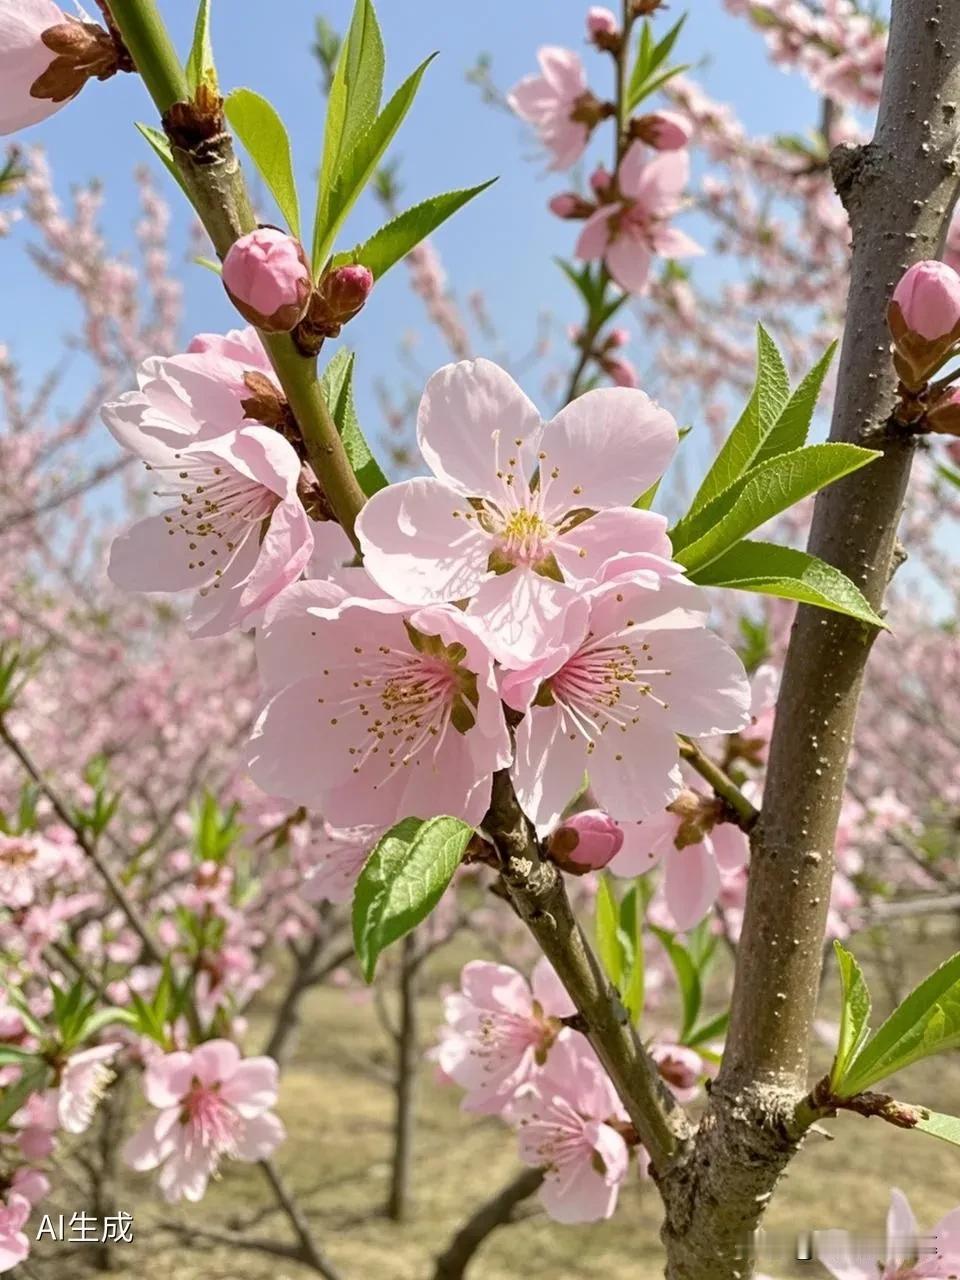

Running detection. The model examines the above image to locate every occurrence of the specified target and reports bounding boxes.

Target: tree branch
[433,1166,544,1280]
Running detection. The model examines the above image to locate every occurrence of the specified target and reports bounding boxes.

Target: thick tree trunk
[659,4,960,1276]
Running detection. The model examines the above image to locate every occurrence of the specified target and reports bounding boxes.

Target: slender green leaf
[0,1048,40,1067]
[651,927,702,1042]
[830,941,873,1090]
[353,816,473,981]
[315,0,385,264]
[628,64,691,111]
[185,0,216,95]
[839,950,960,1097]
[595,875,622,988]
[337,180,496,281]
[753,341,837,467]
[225,88,301,237]
[620,886,645,1021]
[79,1007,140,1039]
[673,443,880,573]
[319,349,389,496]
[687,326,790,515]
[689,540,886,628]
[135,123,189,196]
[314,53,436,272]
[0,1063,48,1129]
[913,1107,960,1148]
[687,1009,730,1050]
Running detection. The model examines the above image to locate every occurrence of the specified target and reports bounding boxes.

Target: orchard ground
[26,925,960,1280]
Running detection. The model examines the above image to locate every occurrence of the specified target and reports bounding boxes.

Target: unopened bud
[587,7,620,48]
[222,228,312,333]
[926,385,960,438]
[601,355,639,388]
[888,260,960,389]
[630,110,692,151]
[590,164,613,198]
[312,264,374,336]
[602,327,630,350]
[547,809,624,875]
[549,192,595,220]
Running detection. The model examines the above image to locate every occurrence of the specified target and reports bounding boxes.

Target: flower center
[180,1081,241,1161]
[499,508,552,565]
[150,453,278,576]
[0,842,36,870]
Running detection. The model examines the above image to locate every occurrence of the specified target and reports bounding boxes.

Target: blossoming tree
[4,1,960,1278]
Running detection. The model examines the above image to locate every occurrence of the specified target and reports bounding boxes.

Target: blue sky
[2,1,824,455]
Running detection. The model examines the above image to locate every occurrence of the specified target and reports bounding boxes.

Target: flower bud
[888,260,960,389]
[314,264,374,333]
[601,355,639,388]
[602,326,630,350]
[631,110,693,151]
[547,809,624,875]
[926,386,960,438]
[222,228,312,333]
[587,7,619,45]
[590,164,613,198]
[549,192,594,220]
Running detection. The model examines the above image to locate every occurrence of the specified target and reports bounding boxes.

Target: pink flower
[248,583,511,828]
[892,260,960,341]
[818,1187,960,1279]
[222,229,311,333]
[9,1170,48,1207]
[502,580,750,831]
[436,958,575,1114]
[548,809,624,874]
[0,834,59,908]
[512,1035,628,1223]
[0,0,69,136]
[650,1042,703,1104]
[610,792,750,930]
[635,110,693,151]
[122,1040,284,1203]
[296,821,381,905]
[54,1043,120,1134]
[508,48,594,170]
[0,1192,30,1273]
[576,143,702,293]
[105,423,313,638]
[355,359,678,664]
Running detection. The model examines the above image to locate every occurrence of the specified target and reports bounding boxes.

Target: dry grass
[30,928,960,1280]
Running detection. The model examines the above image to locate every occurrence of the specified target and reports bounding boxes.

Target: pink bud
[222,228,312,332]
[318,263,374,326]
[549,192,594,220]
[604,327,630,350]
[548,809,624,875]
[590,164,613,197]
[642,110,693,151]
[602,355,639,388]
[587,6,619,38]
[892,260,960,341]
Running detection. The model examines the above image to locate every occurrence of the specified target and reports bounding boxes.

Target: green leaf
[225,89,301,237]
[838,950,960,1097]
[337,180,496,281]
[595,875,623,988]
[353,816,473,981]
[135,123,189,197]
[830,941,873,1090]
[689,540,886,628]
[319,349,389,496]
[753,341,837,467]
[627,16,688,110]
[686,326,790,516]
[913,1107,960,1148]
[651,927,702,1043]
[620,887,645,1022]
[315,0,385,262]
[185,0,216,96]
[673,443,880,573]
[686,1009,730,1050]
[314,53,436,273]
[0,1047,40,1067]
[0,1063,48,1129]
[78,1007,140,1040]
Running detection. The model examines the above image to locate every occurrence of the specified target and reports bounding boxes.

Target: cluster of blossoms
[431,958,704,1222]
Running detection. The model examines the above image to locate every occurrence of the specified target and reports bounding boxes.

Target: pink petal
[538,1142,623,1224]
[632,149,691,212]
[606,232,654,294]
[417,359,543,500]
[220,1057,279,1116]
[617,141,652,198]
[357,476,493,605]
[184,533,260,637]
[641,624,751,737]
[234,1111,285,1161]
[575,207,615,262]
[461,961,532,1016]
[543,391,678,513]
[511,707,589,831]
[255,580,353,692]
[190,1039,241,1086]
[507,74,554,123]
[608,810,677,876]
[664,841,721,930]
[814,1231,875,1280]
[193,425,302,502]
[553,509,674,585]
[538,46,586,100]
[589,717,683,821]
[122,1109,179,1171]
[886,1188,918,1270]
[530,958,576,1017]
[468,569,572,666]
[652,225,704,259]
[710,822,750,872]
[109,510,227,593]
